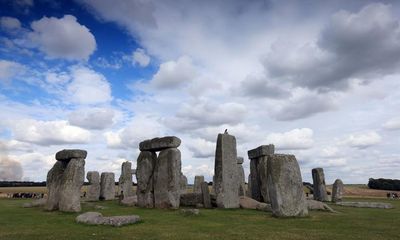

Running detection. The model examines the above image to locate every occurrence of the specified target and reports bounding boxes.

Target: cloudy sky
[0,0,399,184]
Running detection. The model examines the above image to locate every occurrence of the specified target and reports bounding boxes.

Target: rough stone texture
[180,174,188,194]
[193,175,204,193]
[267,154,308,217]
[237,163,246,196]
[58,158,85,212]
[153,148,181,209]
[120,196,137,207]
[307,199,335,212]
[312,168,329,202]
[76,212,141,227]
[139,136,181,151]
[180,193,203,207]
[46,161,66,211]
[136,151,157,208]
[239,196,272,211]
[55,149,87,161]
[257,156,270,203]
[86,171,100,201]
[246,174,252,197]
[22,198,47,208]
[335,202,393,209]
[247,144,274,159]
[332,179,344,203]
[201,182,212,209]
[214,133,239,208]
[119,161,134,198]
[180,209,200,215]
[237,157,244,164]
[100,172,115,200]
[249,158,262,201]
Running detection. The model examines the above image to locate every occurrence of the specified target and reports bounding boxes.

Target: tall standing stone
[86,171,100,201]
[246,174,252,197]
[267,154,308,217]
[312,168,329,202]
[46,161,66,211]
[332,179,344,203]
[136,151,157,208]
[237,157,246,196]
[257,156,270,203]
[201,181,212,209]
[180,174,188,194]
[154,148,181,209]
[119,161,133,198]
[193,175,204,193]
[100,172,115,200]
[214,133,239,208]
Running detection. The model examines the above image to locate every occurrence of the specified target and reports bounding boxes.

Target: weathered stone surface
[120,196,137,207]
[312,168,329,202]
[22,198,47,208]
[86,171,100,201]
[139,136,181,151]
[180,193,203,207]
[100,172,115,200]
[136,151,157,208]
[257,156,270,203]
[246,174,252,197]
[249,158,262,201]
[46,161,66,211]
[214,133,239,208]
[58,158,85,212]
[180,209,200,215]
[332,179,344,203]
[76,212,141,227]
[237,157,244,164]
[154,148,181,209]
[267,154,308,217]
[247,144,274,159]
[55,149,87,161]
[180,174,188,194]
[239,196,272,212]
[237,163,246,196]
[119,161,134,198]
[201,182,212,209]
[307,199,335,212]
[193,175,204,193]
[335,202,393,209]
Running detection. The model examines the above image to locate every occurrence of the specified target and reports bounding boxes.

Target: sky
[0,0,399,184]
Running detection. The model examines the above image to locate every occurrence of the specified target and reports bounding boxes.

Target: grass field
[0,196,399,240]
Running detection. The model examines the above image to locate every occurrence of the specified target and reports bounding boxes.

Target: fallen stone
[239,196,272,212]
[139,136,181,151]
[180,209,200,215]
[136,151,157,208]
[193,175,204,193]
[247,144,274,159]
[267,154,308,217]
[335,202,393,209]
[201,182,212,209]
[332,179,344,203]
[22,198,47,208]
[86,171,100,201]
[76,212,141,227]
[120,196,137,207]
[100,172,115,200]
[312,168,329,202]
[307,199,336,212]
[55,149,87,161]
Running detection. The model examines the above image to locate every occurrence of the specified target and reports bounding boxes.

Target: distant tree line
[0,181,46,187]
[368,178,400,191]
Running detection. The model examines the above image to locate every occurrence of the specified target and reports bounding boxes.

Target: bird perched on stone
[224,129,228,134]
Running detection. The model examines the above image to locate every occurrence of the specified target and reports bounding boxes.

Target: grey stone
[193,175,204,193]
[180,174,187,194]
[22,198,47,208]
[267,154,308,217]
[119,161,134,198]
[46,161,66,211]
[214,133,239,208]
[201,182,212,209]
[312,168,329,202]
[76,212,141,227]
[237,163,246,196]
[247,144,274,159]
[257,156,270,203]
[154,148,181,209]
[307,199,336,212]
[239,196,272,212]
[86,171,100,201]
[58,158,85,212]
[237,157,244,164]
[139,136,181,151]
[335,202,393,209]
[180,209,200,215]
[246,174,252,197]
[180,193,203,207]
[100,172,115,200]
[249,158,262,201]
[120,196,137,207]
[55,149,87,161]
[332,179,344,203]
[136,151,157,208]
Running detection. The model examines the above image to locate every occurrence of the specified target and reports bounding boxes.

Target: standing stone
[119,161,133,198]
[153,148,181,209]
[214,133,239,208]
[257,156,270,203]
[312,168,329,202]
[136,151,157,208]
[59,158,85,212]
[139,136,181,151]
[237,157,246,196]
[267,154,308,217]
[193,175,204,193]
[249,159,262,201]
[332,179,344,203]
[86,171,100,201]
[100,172,115,200]
[46,161,66,211]
[246,174,252,197]
[180,174,188,194]
[201,182,212,209]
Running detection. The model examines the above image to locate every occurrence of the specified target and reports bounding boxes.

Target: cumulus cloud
[186,138,215,158]
[0,60,25,84]
[0,16,21,31]
[132,48,150,67]
[0,157,23,181]
[266,128,314,150]
[11,119,91,145]
[239,75,291,99]
[28,15,96,60]
[383,117,400,130]
[68,108,115,130]
[343,131,382,149]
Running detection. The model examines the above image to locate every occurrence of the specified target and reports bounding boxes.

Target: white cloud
[186,138,215,158]
[266,128,314,150]
[343,131,382,149]
[0,60,25,84]
[28,15,96,60]
[67,66,112,105]
[383,117,400,130]
[0,157,23,181]
[0,16,21,31]
[11,119,91,145]
[68,107,115,130]
[132,48,150,67]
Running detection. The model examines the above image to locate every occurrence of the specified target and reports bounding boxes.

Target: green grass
[0,198,399,240]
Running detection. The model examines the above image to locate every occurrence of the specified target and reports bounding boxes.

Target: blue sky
[0,0,399,184]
